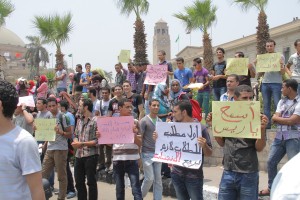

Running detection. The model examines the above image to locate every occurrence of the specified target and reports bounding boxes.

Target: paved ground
[50,165,269,200]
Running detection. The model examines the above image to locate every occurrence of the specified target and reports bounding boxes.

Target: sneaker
[51,187,59,195]
[66,191,76,199]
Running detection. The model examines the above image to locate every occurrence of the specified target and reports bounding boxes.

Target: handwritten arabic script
[144,65,168,85]
[256,53,281,72]
[152,122,203,169]
[212,101,261,139]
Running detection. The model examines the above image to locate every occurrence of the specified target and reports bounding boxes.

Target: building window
[283,47,290,62]
[162,29,165,35]
[157,29,160,34]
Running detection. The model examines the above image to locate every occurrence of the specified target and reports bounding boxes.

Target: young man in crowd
[234,51,256,86]
[123,80,144,120]
[97,87,112,171]
[110,98,143,200]
[126,63,138,93]
[72,64,84,102]
[174,57,193,91]
[0,80,45,200]
[55,62,68,95]
[80,63,93,93]
[88,88,101,116]
[107,85,124,117]
[72,99,99,200]
[158,50,173,86]
[260,79,300,196]
[211,47,227,101]
[140,99,163,199]
[220,74,239,101]
[115,63,127,86]
[42,97,71,200]
[260,39,285,128]
[286,39,300,94]
[192,57,210,118]
[207,85,268,200]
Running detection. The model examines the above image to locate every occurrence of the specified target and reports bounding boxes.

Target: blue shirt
[80,72,92,93]
[174,68,193,87]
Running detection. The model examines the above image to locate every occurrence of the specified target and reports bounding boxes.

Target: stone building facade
[171,18,300,70]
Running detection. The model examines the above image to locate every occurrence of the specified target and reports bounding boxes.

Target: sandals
[259,189,270,196]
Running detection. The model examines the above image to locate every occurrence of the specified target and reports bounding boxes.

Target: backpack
[58,113,74,156]
[178,93,202,122]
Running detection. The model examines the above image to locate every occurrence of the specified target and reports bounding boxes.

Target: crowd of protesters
[1,39,300,200]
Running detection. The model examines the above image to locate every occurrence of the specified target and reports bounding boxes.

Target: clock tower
[153,19,171,64]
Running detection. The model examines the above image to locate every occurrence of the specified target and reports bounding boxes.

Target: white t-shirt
[0,126,41,200]
[271,152,300,199]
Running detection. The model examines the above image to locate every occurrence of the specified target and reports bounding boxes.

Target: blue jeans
[113,160,142,200]
[197,91,210,118]
[171,172,203,200]
[261,83,282,128]
[267,138,300,189]
[218,170,258,200]
[213,87,226,101]
[141,153,162,199]
[298,83,300,95]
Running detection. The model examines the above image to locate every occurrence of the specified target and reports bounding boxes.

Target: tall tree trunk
[133,18,148,65]
[203,32,214,71]
[55,48,64,66]
[256,11,270,54]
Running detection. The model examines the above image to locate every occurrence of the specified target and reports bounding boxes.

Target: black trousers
[74,155,98,200]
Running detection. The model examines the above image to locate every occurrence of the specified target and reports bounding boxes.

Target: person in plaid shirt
[72,98,99,200]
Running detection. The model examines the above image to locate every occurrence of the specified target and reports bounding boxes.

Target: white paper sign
[18,96,35,107]
[152,122,202,169]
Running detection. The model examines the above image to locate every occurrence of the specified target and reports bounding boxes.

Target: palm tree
[0,0,14,27]
[115,0,149,65]
[25,36,49,77]
[174,0,217,70]
[232,0,269,54]
[33,12,73,66]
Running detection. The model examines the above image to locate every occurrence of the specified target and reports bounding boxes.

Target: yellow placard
[118,50,131,63]
[225,58,249,75]
[35,118,56,141]
[212,101,261,139]
[256,53,281,72]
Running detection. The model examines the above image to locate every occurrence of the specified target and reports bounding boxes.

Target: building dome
[0,27,25,47]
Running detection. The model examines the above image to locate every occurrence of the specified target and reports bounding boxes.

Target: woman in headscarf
[27,80,36,96]
[169,79,189,110]
[37,75,48,98]
[153,82,171,122]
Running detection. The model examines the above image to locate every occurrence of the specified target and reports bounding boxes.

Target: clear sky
[4,0,300,73]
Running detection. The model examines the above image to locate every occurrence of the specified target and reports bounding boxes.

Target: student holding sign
[140,99,163,199]
[108,98,142,200]
[259,39,285,128]
[154,101,212,200]
[207,85,268,200]
[234,51,256,86]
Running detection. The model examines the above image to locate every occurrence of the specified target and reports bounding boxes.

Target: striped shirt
[74,116,98,158]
